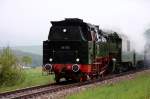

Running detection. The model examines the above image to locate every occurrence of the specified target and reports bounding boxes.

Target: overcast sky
[0,0,150,52]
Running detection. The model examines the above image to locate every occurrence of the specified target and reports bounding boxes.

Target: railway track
[0,67,149,99]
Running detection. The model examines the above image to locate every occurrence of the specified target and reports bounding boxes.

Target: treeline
[10,50,42,67]
[0,47,32,86]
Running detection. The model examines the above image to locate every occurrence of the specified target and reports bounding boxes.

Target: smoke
[143,28,150,66]
[100,24,147,53]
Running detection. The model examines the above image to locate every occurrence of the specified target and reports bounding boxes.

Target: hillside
[12,45,42,55]
[0,48,42,67]
[13,50,42,67]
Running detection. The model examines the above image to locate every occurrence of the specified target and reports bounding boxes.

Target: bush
[0,47,25,86]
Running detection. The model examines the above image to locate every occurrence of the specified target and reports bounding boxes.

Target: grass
[66,72,150,99]
[0,67,54,93]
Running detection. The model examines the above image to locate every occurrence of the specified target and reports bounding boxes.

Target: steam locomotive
[43,18,140,82]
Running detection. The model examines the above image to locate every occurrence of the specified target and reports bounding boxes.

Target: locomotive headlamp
[112,58,116,62]
[76,58,80,62]
[63,28,67,32]
[72,64,80,72]
[49,58,53,62]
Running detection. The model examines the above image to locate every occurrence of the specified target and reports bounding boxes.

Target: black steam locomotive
[43,18,143,82]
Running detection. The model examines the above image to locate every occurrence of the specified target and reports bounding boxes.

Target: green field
[0,67,54,93]
[67,72,150,99]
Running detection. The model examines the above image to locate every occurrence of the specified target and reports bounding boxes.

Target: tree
[21,56,32,66]
[0,47,24,86]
